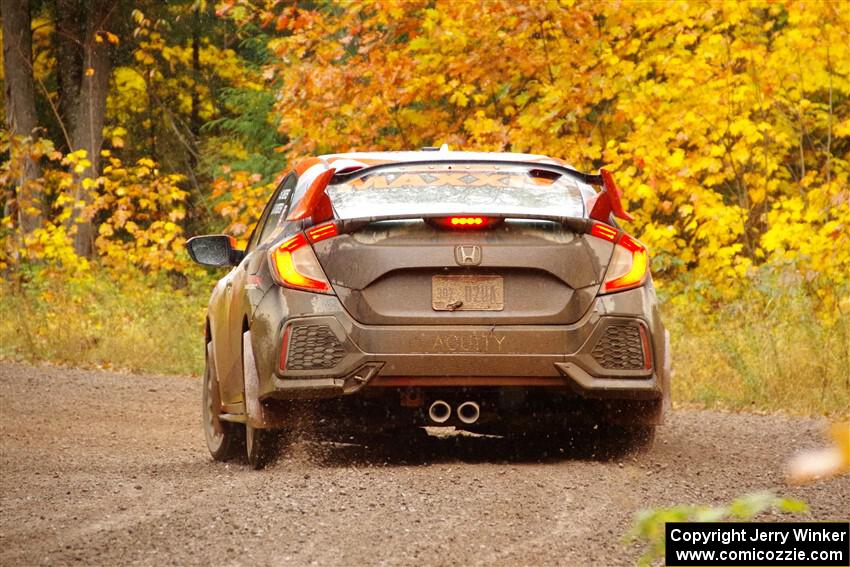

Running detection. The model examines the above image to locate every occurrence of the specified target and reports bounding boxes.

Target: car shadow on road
[283,428,645,468]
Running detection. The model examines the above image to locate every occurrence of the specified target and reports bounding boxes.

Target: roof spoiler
[589,168,634,224]
[287,168,336,223]
[288,160,630,227]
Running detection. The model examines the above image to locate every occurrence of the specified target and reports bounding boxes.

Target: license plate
[432,275,504,311]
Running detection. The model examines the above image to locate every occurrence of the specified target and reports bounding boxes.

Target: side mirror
[186,235,244,268]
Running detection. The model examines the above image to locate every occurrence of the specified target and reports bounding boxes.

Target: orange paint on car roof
[293,157,324,175]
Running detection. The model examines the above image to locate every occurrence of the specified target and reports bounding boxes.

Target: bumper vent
[286,325,346,370]
[591,324,646,370]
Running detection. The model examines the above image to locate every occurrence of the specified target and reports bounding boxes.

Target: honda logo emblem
[455,245,482,266]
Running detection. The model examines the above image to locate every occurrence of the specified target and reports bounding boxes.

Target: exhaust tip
[457,401,480,425]
[428,400,452,424]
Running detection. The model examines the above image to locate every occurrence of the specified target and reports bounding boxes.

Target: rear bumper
[249,284,669,402]
[262,365,663,401]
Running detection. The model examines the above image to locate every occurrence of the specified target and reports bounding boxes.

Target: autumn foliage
[1,1,848,405]
[224,0,849,311]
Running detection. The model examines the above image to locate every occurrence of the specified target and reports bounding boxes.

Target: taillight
[306,222,338,242]
[432,216,499,229]
[602,233,648,293]
[590,223,618,242]
[269,233,332,293]
[451,216,484,226]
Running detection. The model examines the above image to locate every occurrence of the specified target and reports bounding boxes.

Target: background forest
[1,0,848,414]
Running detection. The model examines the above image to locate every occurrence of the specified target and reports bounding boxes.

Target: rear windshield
[326,165,592,220]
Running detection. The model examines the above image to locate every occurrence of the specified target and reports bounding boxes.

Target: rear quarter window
[253,174,296,247]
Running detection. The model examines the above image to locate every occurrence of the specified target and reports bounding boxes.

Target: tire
[245,425,279,469]
[203,342,245,461]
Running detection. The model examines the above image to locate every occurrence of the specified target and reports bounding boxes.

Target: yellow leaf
[666,149,685,169]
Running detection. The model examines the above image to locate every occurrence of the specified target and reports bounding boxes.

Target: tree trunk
[55,0,85,145]
[66,0,115,257]
[190,4,202,146]
[2,0,43,233]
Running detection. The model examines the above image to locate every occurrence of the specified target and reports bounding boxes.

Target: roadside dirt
[0,361,847,566]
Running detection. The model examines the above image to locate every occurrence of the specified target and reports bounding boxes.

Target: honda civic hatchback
[188,150,671,468]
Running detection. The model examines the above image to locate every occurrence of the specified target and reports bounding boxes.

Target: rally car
[188,149,671,468]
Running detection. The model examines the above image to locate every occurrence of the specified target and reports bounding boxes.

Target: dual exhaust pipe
[428,400,480,425]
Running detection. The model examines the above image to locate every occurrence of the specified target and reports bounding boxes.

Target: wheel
[245,425,279,469]
[203,342,244,461]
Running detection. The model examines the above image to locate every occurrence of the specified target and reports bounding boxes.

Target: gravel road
[0,361,847,566]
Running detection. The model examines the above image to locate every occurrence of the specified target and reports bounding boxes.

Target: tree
[61,0,119,257]
[2,0,43,233]
[221,0,849,306]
